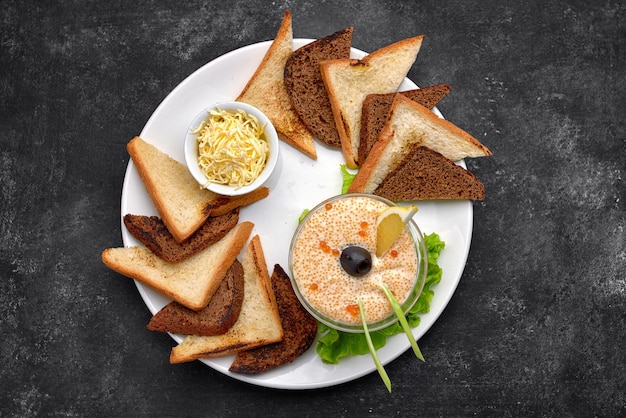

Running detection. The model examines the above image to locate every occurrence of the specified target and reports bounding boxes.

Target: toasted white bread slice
[348,94,491,194]
[358,84,452,164]
[127,136,269,243]
[102,221,254,311]
[236,10,316,159]
[169,235,284,363]
[320,35,424,168]
[229,264,318,374]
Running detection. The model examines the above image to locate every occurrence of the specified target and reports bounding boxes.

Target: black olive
[340,245,372,277]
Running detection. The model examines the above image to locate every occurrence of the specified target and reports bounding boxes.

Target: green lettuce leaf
[340,164,357,194]
[315,232,445,364]
[298,208,310,224]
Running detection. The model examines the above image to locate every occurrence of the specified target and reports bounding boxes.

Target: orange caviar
[291,196,418,325]
[320,240,342,256]
[358,220,369,237]
[346,304,360,317]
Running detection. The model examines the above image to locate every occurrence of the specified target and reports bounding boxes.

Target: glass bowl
[288,193,428,333]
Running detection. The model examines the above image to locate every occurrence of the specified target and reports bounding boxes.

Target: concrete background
[1,1,624,416]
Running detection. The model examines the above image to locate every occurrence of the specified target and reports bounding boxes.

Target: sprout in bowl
[288,193,428,333]
[288,193,428,391]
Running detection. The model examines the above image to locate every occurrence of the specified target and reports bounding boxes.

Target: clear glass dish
[288,193,428,333]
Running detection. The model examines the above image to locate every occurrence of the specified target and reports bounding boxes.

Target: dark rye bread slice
[284,27,353,148]
[123,209,239,263]
[358,84,451,165]
[229,264,318,374]
[146,259,245,336]
[373,145,485,201]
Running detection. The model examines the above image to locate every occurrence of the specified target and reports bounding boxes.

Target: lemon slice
[375,205,418,257]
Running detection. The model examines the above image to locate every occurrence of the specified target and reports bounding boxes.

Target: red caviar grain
[325,203,333,211]
[360,221,369,229]
[390,250,398,258]
[345,304,360,317]
[309,283,319,291]
[319,241,331,253]
[331,249,340,257]
[358,230,368,237]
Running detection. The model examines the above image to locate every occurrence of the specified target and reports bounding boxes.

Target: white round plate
[120,39,472,390]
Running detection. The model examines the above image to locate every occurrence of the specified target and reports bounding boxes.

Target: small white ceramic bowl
[184,101,279,196]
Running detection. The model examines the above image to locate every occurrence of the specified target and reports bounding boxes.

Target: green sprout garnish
[358,297,392,392]
[380,283,424,361]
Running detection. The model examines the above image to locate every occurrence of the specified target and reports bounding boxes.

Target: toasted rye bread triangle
[320,35,424,168]
[101,221,254,311]
[373,145,485,201]
[169,235,284,363]
[146,259,245,336]
[284,27,354,148]
[236,10,317,159]
[358,84,452,164]
[229,264,318,374]
[348,94,491,194]
[127,136,269,243]
[123,209,239,263]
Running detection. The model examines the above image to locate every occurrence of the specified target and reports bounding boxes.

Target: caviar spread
[291,195,418,326]
[192,108,269,188]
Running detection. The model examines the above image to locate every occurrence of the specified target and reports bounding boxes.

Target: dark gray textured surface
[1,1,624,416]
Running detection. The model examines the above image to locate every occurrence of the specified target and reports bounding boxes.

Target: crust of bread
[284,27,354,148]
[229,264,318,374]
[169,235,284,363]
[348,94,491,194]
[146,259,245,336]
[101,222,254,311]
[236,10,317,159]
[320,36,424,168]
[127,136,268,242]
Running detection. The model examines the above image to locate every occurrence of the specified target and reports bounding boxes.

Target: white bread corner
[101,221,254,311]
[348,94,492,193]
[236,10,316,160]
[127,136,269,243]
[169,235,284,363]
[320,35,424,168]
